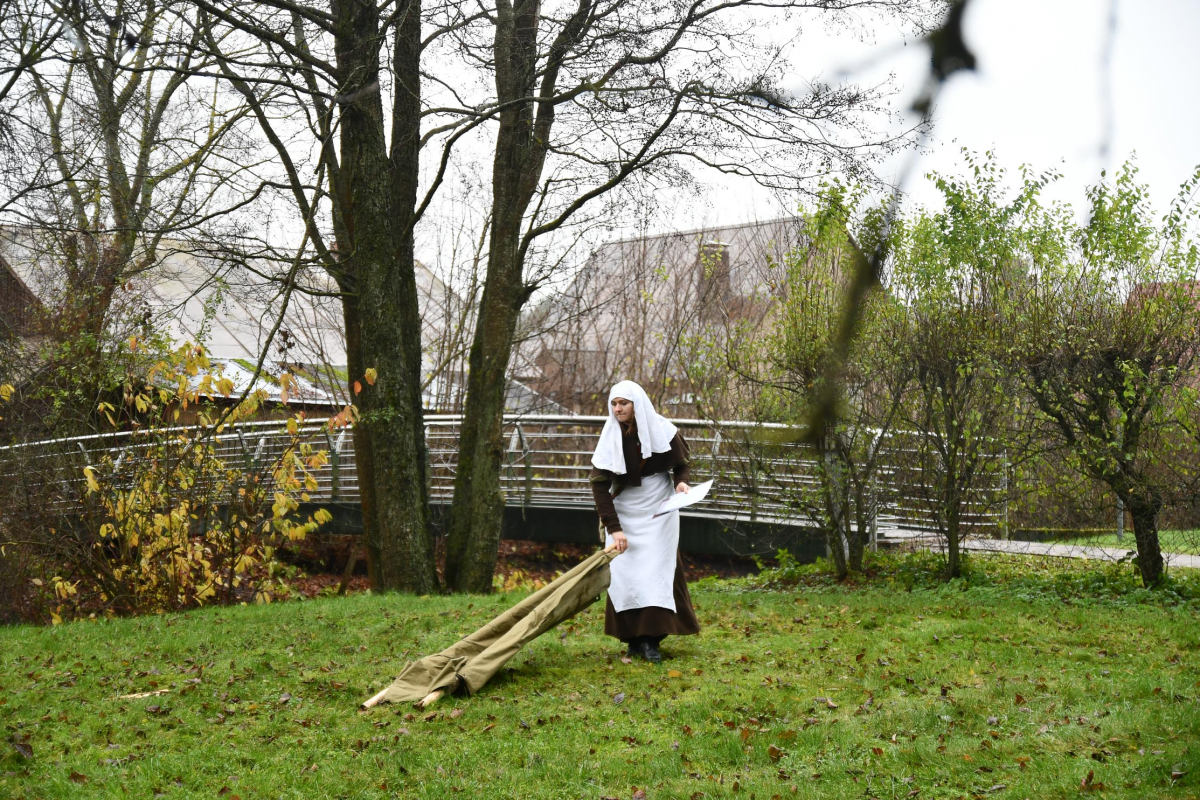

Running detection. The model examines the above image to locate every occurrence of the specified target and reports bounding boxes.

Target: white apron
[605,471,679,613]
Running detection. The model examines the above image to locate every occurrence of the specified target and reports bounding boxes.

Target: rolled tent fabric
[364,548,618,706]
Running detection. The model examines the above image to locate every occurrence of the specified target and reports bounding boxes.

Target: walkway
[885,531,1200,570]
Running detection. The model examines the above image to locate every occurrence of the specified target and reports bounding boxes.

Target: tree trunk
[340,292,378,585]
[443,215,527,592]
[820,446,850,580]
[945,520,961,579]
[848,479,868,574]
[444,0,545,592]
[331,0,438,593]
[943,490,963,579]
[824,525,849,580]
[1124,491,1165,587]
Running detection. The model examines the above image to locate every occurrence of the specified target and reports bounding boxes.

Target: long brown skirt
[604,551,700,641]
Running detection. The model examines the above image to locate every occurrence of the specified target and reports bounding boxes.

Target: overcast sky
[678,0,1200,229]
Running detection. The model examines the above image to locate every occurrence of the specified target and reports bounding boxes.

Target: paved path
[882,532,1200,570]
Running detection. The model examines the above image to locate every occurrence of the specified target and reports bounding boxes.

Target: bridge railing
[0,415,1008,538]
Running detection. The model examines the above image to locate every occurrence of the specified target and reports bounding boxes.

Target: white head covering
[591,380,678,475]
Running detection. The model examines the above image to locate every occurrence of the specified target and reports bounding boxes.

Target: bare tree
[443,0,941,591]
[196,0,449,592]
[518,218,801,416]
[0,0,258,436]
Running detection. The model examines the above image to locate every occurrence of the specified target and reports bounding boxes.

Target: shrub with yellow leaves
[17,340,333,621]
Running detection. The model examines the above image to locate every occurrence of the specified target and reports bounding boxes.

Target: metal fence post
[324,431,340,502]
[868,430,878,552]
[236,430,252,473]
[1001,448,1010,540]
[517,425,533,516]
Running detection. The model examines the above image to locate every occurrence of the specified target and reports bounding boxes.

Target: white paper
[653,479,714,518]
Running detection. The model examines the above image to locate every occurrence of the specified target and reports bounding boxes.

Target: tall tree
[444,0,941,591]
[889,155,1043,578]
[756,186,910,579]
[198,0,441,591]
[0,0,256,436]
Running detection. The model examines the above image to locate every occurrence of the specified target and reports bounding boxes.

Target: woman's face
[611,396,634,423]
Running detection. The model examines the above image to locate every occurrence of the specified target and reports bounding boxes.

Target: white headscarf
[591,380,678,475]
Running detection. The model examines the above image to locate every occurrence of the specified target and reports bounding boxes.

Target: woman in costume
[590,380,700,662]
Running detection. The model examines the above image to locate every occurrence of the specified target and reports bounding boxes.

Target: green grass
[3,564,1199,799]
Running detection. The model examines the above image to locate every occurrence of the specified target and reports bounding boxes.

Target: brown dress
[591,423,701,643]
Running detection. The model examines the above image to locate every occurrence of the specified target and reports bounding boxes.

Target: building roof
[0,228,567,415]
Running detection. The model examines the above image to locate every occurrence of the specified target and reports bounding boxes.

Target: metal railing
[0,414,1008,539]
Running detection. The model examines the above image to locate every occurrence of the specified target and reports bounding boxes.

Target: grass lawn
[2,556,1199,799]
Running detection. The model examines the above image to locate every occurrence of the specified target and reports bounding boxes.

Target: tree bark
[1124,490,1165,587]
[340,292,378,584]
[444,0,545,592]
[442,212,529,591]
[331,0,438,593]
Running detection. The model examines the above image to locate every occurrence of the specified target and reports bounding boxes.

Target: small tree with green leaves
[889,155,1051,578]
[1014,163,1200,587]
[727,185,910,578]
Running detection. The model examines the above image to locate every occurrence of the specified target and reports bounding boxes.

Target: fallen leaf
[279,693,291,704]
[668,670,682,678]
[632,788,647,799]
[1080,769,1105,791]
[767,744,784,761]
[871,747,884,756]
[7,736,32,759]
[1014,694,1025,706]
[613,692,626,705]
[450,708,464,719]
[69,771,88,784]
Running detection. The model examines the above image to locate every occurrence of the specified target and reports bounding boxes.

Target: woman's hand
[611,530,628,553]
[675,482,690,494]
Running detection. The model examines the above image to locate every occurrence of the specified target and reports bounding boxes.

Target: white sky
[675,0,1200,229]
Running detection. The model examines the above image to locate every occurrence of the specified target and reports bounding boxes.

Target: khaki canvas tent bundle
[362,548,618,709]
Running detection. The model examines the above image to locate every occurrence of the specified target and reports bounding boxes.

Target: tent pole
[417,689,445,709]
[360,688,390,710]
